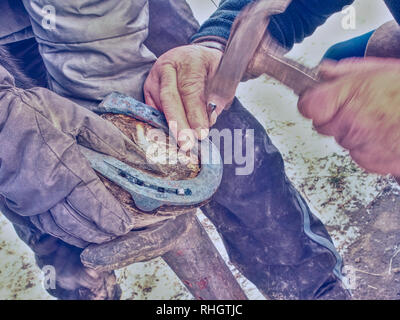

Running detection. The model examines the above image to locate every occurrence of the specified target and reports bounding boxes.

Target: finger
[144,88,159,110]
[350,144,400,176]
[66,179,135,237]
[298,79,350,127]
[205,51,228,126]
[159,64,195,150]
[314,106,353,142]
[180,82,210,139]
[144,70,162,110]
[314,95,370,151]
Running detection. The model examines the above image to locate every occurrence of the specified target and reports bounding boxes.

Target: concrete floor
[0,0,399,300]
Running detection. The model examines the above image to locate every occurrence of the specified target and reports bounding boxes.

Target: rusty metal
[97,92,170,133]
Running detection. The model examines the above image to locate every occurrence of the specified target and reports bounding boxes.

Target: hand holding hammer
[207,0,400,182]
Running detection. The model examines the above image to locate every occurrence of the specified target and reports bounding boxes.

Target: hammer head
[206,0,292,111]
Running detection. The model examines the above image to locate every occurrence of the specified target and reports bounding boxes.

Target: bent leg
[202,98,348,300]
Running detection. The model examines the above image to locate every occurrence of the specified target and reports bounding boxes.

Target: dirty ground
[0,0,399,300]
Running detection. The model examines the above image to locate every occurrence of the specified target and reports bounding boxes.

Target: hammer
[206,0,400,185]
[206,0,314,113]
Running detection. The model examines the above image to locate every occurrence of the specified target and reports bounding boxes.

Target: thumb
[297,78,352,127]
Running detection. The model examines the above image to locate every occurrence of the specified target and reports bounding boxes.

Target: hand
[0,65,146,247]
[298,57,400,176]
[144,45,223,149]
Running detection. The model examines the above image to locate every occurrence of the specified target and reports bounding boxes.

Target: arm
[192,0,355,49]
[298,57,400,176]
[144,0,354,144]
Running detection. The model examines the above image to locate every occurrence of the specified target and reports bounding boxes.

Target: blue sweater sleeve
[384,0,400,24]
[191,0,355,49]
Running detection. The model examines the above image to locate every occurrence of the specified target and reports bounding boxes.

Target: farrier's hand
[144,45,222,149]
[298,57,400,176]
